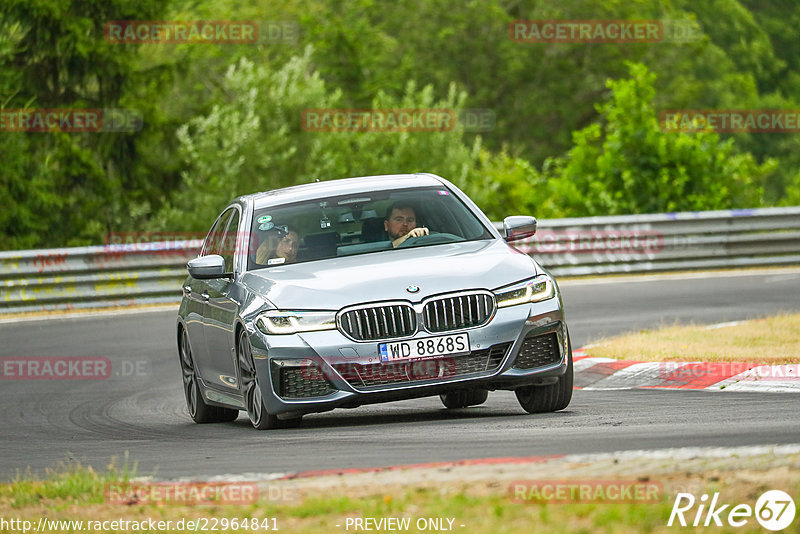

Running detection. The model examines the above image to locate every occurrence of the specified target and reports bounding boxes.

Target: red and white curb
[573,348,800,392]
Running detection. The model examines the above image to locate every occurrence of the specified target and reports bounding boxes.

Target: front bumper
[251,298,568,417]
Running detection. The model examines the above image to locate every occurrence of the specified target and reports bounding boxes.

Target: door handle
[182,286,192,296]
[201,291,210,302]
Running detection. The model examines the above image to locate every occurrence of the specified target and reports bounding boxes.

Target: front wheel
[238,329,279,430]
[515,334,573,414]
[179,328,238,423]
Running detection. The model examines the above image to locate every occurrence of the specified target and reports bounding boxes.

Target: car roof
[241,173,445,209]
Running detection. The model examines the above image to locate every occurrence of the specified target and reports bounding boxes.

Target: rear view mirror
[503,216,537,241]
[187,255,230,279]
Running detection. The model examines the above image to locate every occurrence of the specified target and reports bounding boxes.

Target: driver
[384,202,429,248]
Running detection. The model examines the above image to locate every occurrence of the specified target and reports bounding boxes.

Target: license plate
[379,333,469,363]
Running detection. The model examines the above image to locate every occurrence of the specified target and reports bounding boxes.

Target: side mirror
[187,255,230,279]
[503,216,537,241]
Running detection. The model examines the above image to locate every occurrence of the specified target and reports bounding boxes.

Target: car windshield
[247,186,493,269]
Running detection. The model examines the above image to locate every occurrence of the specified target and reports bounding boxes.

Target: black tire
[515,334,574,414]
[237,329,279,430]
[179,328,239,423]
[440,388,489,409]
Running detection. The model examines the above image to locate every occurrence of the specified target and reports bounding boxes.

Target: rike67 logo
[668,490,796,531]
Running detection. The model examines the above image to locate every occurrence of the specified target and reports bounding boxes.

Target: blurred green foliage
[154,48,481,231]
[1,0,799,249]
[548,62,774,216]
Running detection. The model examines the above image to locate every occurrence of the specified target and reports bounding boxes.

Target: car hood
[240,239,538,310]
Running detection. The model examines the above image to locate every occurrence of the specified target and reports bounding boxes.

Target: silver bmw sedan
[177,173,572,429]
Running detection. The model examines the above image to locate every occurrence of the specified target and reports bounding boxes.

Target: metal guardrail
[505,206,800,277]
[0,241,202,314]
[1,207,799,314]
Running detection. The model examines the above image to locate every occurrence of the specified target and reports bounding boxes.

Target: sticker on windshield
[437,190,450,195]
[267,257,286,265]
[258,222,274,231]
[257,215,272,223]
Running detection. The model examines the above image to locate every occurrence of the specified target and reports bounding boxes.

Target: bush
[547,62,774,216]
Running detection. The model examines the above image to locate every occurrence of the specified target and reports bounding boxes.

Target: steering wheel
[397,232,464,248]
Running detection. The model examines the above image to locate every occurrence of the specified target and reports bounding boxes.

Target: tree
[154,47,482,230]
[0,0,172,247]
[548,63,773,216]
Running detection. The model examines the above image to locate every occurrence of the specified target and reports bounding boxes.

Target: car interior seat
[361,218,387,242]
[296,231,340,261]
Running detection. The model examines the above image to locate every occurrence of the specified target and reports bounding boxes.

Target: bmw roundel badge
[406,285,420,293]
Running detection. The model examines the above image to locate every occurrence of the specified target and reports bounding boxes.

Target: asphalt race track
[1,270,798,480]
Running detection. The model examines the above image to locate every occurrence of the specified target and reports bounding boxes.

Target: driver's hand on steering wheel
[393,226,429,248]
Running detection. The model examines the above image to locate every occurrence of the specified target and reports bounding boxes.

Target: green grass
[2,454,137,508]
[3,464,798,533]
[585,312,800,363]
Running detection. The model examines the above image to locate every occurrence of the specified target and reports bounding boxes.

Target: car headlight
[256,310,337,335]
[493,275,555,308]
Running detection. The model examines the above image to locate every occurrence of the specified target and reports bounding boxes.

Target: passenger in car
[384,202,429,248]
[255,226,299,265]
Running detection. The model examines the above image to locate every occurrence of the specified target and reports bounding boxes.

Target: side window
[220,209,240,273]
[201,208,234,256]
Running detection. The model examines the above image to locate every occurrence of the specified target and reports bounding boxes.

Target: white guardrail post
[1,207,799,314]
